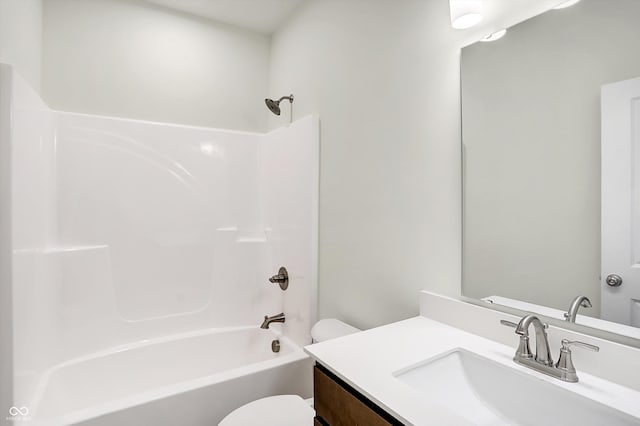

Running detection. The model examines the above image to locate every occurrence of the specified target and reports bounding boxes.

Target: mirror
[461,0,640,342]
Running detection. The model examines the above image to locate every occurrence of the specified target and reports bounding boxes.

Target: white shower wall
[261,120,319,347]
[9,64,57,410]
[3,65,318,410]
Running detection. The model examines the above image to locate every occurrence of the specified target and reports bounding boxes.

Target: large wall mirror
[462,0,640,343]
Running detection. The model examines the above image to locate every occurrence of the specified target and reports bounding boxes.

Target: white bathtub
[29,327,313,426]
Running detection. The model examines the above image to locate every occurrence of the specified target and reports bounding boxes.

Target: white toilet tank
[310,319,360,343]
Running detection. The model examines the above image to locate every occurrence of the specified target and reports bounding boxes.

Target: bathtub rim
[29,326,309,425]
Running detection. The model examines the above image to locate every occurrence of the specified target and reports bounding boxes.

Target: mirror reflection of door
[461,0,640,340]
[601,76,640,326]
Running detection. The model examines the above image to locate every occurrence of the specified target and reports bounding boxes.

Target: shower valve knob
[268,267,289,290]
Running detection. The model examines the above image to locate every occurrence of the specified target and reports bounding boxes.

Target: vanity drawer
[314,364,403,426]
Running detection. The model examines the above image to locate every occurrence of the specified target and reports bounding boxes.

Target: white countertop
[304,316,640,425]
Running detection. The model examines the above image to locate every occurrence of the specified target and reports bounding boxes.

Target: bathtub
[28,327,313,426]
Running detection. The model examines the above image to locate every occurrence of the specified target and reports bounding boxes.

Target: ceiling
[142,0,570,39]
[144,0,308,34]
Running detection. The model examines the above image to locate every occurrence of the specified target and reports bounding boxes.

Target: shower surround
[1,64,318,425]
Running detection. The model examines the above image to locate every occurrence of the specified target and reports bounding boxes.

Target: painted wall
[462,0,640,315]
[268,0,462,330]
[268,0,564,330]
[0,0,42,91]
[42,0,270,131]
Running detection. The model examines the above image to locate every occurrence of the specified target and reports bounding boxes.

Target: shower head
[265,98,281,115]
[265,94,294,116]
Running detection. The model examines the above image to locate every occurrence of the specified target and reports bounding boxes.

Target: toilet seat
[219,395,314,426]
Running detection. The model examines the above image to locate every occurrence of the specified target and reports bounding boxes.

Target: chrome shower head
[265,98,281,115]
[265,94,294,116]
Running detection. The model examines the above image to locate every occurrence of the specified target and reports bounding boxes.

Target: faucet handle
[561,339,599,352]
[499,319,548,332]
[268,267,289,290]
[500,320,533,359]
[556,339,599,383]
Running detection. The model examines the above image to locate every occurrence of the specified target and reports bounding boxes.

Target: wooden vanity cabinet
[313,364,404,426]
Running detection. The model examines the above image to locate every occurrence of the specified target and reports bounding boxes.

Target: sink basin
[393,349,638,426]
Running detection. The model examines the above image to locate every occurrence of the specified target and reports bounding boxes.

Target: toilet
[219,319,360,426]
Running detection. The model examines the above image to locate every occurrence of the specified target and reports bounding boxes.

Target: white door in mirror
[601,76,640,326]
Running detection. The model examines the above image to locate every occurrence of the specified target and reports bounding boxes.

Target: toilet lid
[219,395,314,426]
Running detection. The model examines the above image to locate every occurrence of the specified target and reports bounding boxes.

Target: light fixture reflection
[199,142,224,159]
[480,29,507,42]
[450,0,483,30]
[553,0,581,9]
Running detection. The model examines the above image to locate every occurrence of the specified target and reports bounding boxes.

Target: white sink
[394,349,639,426]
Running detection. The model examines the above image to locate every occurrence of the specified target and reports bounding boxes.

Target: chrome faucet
[501,315,599,382]
[502,315,553,365]
[260,313,285,329]
[564,295,592,322]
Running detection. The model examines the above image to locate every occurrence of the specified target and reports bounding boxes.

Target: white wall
[462,0,640,315]
[0,63,14,426]
[268,0,565,330]
[268,0,463,330]
[42,0,270,131]
[0,0,42,91]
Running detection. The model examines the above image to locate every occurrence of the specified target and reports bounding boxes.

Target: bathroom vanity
[305,292,640,425]
[313,364,402,425]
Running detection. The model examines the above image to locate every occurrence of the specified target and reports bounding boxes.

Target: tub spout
[260,313,285,329]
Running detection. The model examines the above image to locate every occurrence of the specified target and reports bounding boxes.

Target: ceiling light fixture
[480,29,507,42]
[553,0,581,9]
[450,0,483,30]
